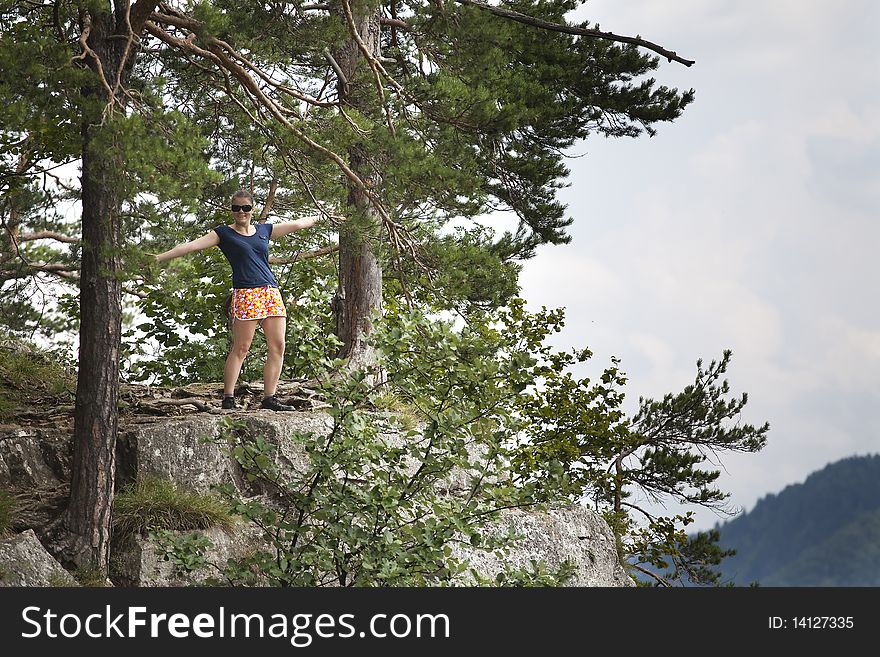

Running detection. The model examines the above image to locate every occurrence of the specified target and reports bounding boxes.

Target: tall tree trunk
[58,0,158,575]
[333,2,384,376]
[65,116,123,570]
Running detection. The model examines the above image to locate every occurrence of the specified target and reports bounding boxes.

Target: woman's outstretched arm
[155,231,220,262]
[268,216,319,239]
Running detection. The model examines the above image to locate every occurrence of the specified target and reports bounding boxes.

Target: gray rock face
[113,503,634,588]
[453,506,633,586]
[1,410,635,587]
[111,524,263,587]
[0,427,71,490]
[0,529,77,586]
[0,426,71,531]
[116,411,332,494]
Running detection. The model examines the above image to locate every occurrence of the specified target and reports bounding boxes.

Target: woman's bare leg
[260,315,286,397]
[224,317,259,395]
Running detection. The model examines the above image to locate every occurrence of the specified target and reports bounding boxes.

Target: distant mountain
[714,453,880,586]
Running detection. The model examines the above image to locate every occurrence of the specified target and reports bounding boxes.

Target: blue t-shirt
[213,223,279,289]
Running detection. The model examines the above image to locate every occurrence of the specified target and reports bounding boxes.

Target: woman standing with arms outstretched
[156,190,318,411]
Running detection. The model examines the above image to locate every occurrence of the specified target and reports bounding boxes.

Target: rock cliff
[0,406,634,587]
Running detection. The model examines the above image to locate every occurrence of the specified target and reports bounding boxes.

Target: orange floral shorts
[231,286,287,321]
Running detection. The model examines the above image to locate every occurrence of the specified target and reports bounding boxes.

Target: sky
[512,0,880,530]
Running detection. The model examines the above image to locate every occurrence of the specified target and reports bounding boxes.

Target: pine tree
[1,1,694,575]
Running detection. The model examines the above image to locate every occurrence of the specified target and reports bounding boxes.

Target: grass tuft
[112,476,235,536]
[0,335,75,419]
[71,566,106,587]
[369,389,425,432]
[0,488,14,536]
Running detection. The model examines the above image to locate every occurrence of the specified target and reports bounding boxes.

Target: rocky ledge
[0,402,634,587]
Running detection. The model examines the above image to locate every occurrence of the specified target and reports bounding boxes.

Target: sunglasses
[231,204,253,212]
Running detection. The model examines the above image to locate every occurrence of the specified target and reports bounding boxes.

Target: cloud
[806,316,880,391]
[806,136,880,213]
[514,1,880,532]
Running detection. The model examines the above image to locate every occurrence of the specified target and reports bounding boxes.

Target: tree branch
[340,0,398,135]
[24,263,76,274]
[279,149,348,228]
[146,13,422,267]
[130,0,162,33]
[18,231,80,244]
[148,8,200,31]
[454,0,695,67]
[322,47,348,86]
[629,561,670,586]
[0,262,78,283]
[381,17,409,31]
[150,11,335,109]
[211,37,336,109]
[112,3,146,100]
[269,244,339,264]
[74,15,115,102]
[258,176,279,222]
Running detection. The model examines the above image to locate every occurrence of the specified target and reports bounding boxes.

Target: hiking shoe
[260,395,295,411]
[221,396,236,410]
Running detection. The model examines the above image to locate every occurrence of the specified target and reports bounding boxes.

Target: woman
[156,190,318,411]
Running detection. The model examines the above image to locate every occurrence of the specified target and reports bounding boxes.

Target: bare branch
[210,37,336,109]
[28,262,77,274]
[341,0,397,134]
[381,18,409,31]
[74,16,116,102]
[148,9,200,31]
[0,262,78,284]
[144,20,210,60]
[258,177,279,222]
[281,150,347,228]
[43,169,78,193]
[323,47,348,86]
[340,0,404,94]
[629,562,671,587]
[18,231,80,245]
[123,285,148,300]
[112,4,143,99]
[338,105,371,136]
[218,66,268,128]
[620,501,658,523]
[454,0,695,67]
[150,10,334,109]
